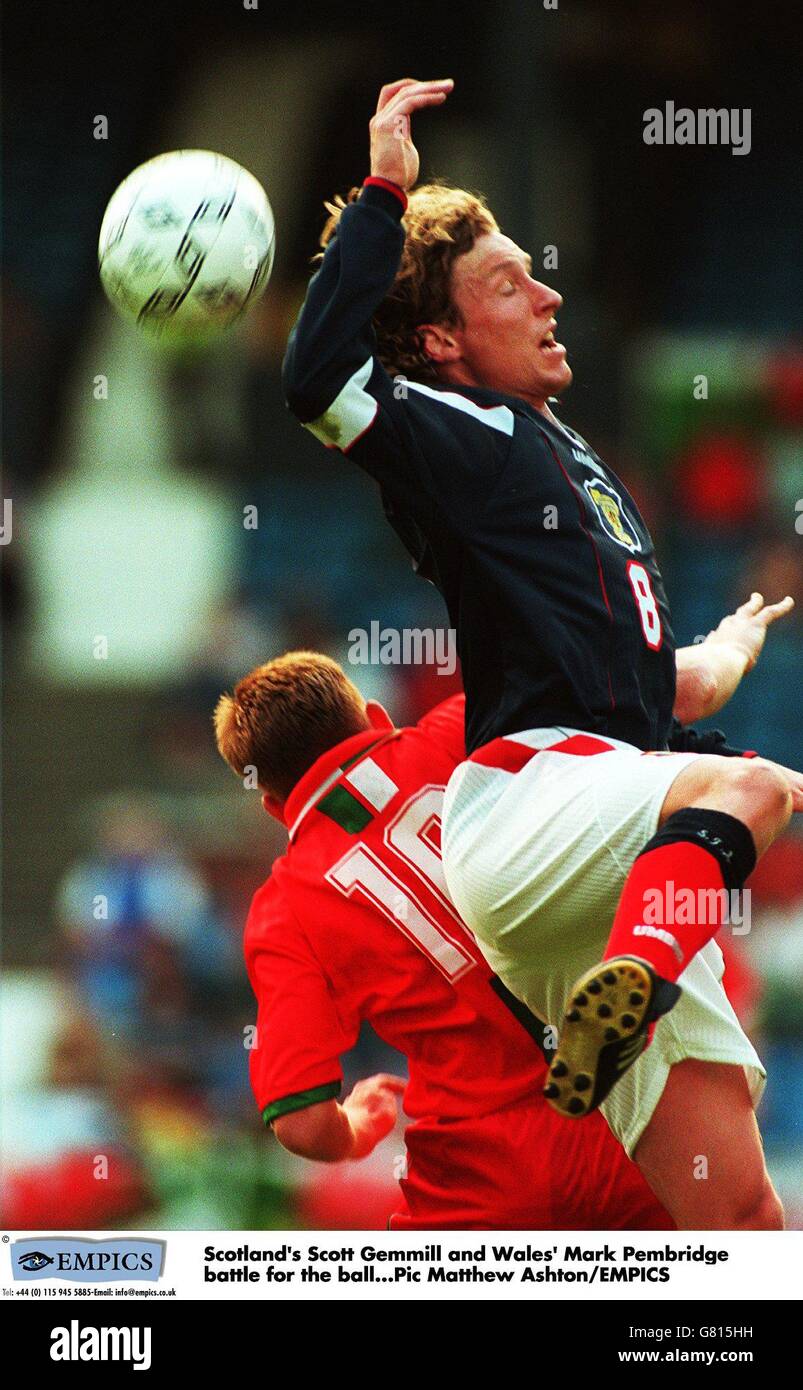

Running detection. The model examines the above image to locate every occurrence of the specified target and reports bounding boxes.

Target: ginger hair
[315,181,498,383]
[214,651,370,802]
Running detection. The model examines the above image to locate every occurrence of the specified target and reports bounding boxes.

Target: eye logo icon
[18,1251,55,1273]
[12,1235,165,1281]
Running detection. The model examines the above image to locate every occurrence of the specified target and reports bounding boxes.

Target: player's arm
[282,78,453,425]
[246,888,409,1162]
[272,1073,405,1162]
[673,591,794,723]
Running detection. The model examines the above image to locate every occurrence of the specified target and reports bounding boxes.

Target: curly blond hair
[316,181,498,383]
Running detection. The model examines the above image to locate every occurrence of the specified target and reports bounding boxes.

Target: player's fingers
[760,595,795,624]
[372,1073,407,1094]
[376,78,420,112]
[380,80,453,123]
[394,80,453,109]
[377,78,449,110]
[737,592,764,615]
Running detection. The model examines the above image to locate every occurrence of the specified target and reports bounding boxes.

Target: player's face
[445,232,572,406]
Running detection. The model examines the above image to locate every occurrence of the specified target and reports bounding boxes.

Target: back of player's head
[213,651,370,802]
[317,180,498,382]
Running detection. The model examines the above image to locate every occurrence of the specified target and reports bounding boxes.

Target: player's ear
[261,792,285,823]
[417,323,461,364]
[365,700,394,732]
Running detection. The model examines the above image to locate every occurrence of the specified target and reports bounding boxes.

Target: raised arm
[282,78,453,427]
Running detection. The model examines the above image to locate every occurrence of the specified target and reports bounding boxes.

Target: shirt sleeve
[282,183,511,533]
[415,693,467,764]
[244,885,358,1125]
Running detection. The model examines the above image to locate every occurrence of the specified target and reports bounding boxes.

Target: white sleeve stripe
[304,357,377,450]
[344,758,399,811]
[404,380,515,436]
[303,358,515,448]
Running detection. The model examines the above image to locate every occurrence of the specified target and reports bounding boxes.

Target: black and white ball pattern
[98,150,275,342]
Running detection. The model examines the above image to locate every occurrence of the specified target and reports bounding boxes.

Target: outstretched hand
[369,78,454,192]
[674,591,796,723]
[704,592,795,672]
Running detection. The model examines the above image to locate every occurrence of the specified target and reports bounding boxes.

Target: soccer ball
[98,149,275,343]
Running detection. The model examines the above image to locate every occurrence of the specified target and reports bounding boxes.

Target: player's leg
[546,756,791,1117]
[603,755,791,982]
[442,737,774,1137]
[658,752,793,851]
[633,1058,784,1229]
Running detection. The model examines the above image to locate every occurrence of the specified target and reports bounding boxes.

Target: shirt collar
[284,728,397,841]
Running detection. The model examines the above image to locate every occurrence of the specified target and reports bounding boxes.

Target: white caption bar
[3,1230,802,1302]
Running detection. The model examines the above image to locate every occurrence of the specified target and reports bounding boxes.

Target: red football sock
[603,841,730,984]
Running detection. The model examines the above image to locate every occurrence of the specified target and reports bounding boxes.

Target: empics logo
[12,1237,165,1283]
[50,1321,152,1372]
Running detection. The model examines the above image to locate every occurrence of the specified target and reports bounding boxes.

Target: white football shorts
[441,727,766,1155]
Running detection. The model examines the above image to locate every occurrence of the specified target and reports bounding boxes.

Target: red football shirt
[245,694,553,1126]
[244,694,675,1230]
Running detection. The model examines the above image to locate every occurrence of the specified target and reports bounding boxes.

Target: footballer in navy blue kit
[282,78,802,1227]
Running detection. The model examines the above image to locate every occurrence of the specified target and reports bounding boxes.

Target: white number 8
[627,561,662,649]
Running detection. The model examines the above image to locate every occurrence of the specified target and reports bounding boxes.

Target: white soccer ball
[98,149,275,343]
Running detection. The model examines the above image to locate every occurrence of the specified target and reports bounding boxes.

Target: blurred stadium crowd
[3,0,802,1229]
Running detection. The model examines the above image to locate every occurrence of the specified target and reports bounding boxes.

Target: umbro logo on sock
[633,923,684,962]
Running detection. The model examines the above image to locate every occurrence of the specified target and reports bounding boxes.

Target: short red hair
[214,651,369,801]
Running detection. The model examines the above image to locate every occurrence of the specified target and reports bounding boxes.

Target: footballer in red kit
[216,651,673,1230]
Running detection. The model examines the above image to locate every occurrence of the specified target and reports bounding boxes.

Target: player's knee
[732,758,792,828]
[692,757,792,836]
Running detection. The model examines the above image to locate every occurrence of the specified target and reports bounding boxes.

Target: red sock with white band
[603,842,730,983]
[603,807,757,984]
